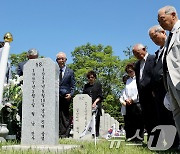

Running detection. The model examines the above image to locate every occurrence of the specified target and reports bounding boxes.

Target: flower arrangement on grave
[1,75,23,138]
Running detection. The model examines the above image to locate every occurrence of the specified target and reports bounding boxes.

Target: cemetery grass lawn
[0,138,178,154]
[60,138,178,154]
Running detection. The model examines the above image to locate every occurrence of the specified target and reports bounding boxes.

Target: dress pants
[59,96,71,137]
[167,73,180,145]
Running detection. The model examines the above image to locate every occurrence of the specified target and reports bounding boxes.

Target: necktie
[60,69,63,82]
[163,32,173,74]
[155,50,159,63]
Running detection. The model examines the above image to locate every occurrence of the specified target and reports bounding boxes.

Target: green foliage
[2,75,23,137]
[10,52,27,67]
[9,51,44,77]
[69,43,126,122]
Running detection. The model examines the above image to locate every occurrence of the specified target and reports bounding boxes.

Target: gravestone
[104,113,111,132]
[21,58,59,145]
[73,94,92,139]
[100,109,105,135]
[115,120,119,130]
[110,117,115,128]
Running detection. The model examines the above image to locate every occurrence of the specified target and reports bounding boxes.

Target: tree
[9,51,44,77]
[69,43,126,121]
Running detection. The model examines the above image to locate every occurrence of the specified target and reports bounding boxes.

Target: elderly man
[149,25,179,147]
[17,48,39,76]
[158,5,180,144]
[56,52,75,138]
[132,43,157,139]
[148,25,175,124]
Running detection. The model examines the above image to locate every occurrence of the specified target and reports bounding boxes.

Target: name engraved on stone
[73,94,92,139]
[22,58,59,145]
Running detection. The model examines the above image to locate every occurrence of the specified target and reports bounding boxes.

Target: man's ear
[172,12,176,18]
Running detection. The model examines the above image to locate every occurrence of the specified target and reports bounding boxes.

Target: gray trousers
[167,73,180,143]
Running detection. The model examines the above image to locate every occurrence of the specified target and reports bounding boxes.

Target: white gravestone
[104,113,111,131]
[110,117,115,128]
[115,120,119,130]
[100,109,105,135]
[73,94,92,139]
[21,58,59,145]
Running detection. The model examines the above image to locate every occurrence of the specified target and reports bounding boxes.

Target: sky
[1,0,180,64]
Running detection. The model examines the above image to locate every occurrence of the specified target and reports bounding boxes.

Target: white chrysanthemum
[5,102,12,107]
[16,114,20,122]
[9,79,16,86]
[15,75,23,85]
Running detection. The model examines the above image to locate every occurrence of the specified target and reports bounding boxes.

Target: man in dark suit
[56,52,76,138]
[132,43,157,139]
[149,25,175,124]
[149,24,179,148]
[17,48,39,76]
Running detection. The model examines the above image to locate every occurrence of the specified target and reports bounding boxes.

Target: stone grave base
[2,144,80,153]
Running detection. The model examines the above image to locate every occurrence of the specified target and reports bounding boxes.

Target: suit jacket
[135,54,157,130]
[17,61,27,76]
[59,67,75,97]
[152,49,165,92]
[135,54,156,102]
[165,20,180,90]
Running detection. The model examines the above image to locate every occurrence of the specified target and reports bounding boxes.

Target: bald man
[56,52,76,138]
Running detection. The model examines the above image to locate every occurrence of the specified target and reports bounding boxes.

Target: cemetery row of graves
[0,58,122,153]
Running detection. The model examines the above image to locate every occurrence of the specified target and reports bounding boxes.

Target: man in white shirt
[158,5,180,147]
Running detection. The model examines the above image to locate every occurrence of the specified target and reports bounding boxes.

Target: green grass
[0,138,178,154]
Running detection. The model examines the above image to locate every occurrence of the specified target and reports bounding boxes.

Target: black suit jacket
[151,49,174,125]
[17,61,27,76]
[135,54,157,132]
[59,67,76,97]
[135,54,155,100]
[151,50,165,94]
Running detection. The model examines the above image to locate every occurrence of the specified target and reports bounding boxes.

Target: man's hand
[65,94,71,101]
[92,102,97,108]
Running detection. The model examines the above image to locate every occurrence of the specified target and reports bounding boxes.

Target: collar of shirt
[171,20,180,33]
[143,52,148,62]
[60,65,66,72]
[158,46,164,57]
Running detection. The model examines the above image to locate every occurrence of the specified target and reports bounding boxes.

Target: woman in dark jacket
[83,70,103,137]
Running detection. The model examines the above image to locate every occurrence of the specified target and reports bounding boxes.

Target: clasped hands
[125,99,134,105]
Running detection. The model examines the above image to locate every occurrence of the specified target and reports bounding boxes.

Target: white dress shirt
[140,53,148,79]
